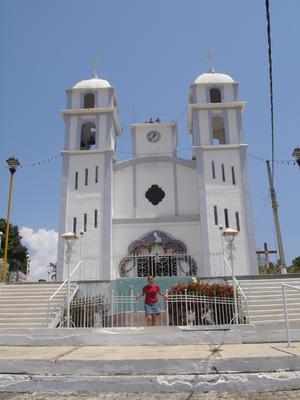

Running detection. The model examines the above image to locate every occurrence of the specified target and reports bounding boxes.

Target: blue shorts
[144,302,161,315]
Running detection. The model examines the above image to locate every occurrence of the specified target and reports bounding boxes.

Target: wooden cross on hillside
[256,242,277,273]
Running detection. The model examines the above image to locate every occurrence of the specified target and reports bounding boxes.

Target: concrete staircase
[0,282,78,328]
[236,276,300,324]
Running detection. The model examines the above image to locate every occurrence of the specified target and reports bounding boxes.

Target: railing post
[46,300,50,327]
[185,289,188,326]
[130,288,134,327]
[111,289,114,328]
[214,297,218,325]
[165,290,169,327]
[282,284,291,348]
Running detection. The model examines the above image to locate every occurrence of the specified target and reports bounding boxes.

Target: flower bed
[167,281,239,326]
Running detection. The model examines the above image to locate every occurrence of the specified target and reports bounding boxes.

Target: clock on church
[146,130,161,143]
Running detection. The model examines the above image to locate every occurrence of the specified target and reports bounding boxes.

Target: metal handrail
[281,283,300,347]
[46,260,82,326]
[224,257,250,323]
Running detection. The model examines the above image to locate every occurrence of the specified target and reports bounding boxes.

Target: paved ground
[0,391,300,399]
[0,342,299,360]
[0,327,299,396]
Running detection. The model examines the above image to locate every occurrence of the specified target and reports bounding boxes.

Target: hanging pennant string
[12,153,62,168]
[248,152,296,166]
[1,149,296,170]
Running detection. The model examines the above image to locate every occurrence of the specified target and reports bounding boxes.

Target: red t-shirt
[143,284,160,304]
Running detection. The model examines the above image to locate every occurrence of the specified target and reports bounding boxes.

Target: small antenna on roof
[91,57,100,78]
[204,50,215,73]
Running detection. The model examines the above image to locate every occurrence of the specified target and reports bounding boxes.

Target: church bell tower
[57,72,121,281]
[188,69,258,275]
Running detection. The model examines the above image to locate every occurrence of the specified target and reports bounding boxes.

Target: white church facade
[56,68,258,282]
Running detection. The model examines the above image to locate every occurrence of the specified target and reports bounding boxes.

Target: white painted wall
[176,165,199,215]
[132,123,177,157]
[113,166,134,218]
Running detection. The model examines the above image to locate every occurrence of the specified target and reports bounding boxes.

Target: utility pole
[266,160,287,274]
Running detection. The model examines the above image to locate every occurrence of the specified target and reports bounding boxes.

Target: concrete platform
[0,325,299,395]
[0,323,299,346]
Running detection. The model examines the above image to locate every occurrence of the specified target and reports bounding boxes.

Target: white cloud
[20,227,58,281]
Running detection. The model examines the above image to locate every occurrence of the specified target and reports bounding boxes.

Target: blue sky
[0,0,299,278]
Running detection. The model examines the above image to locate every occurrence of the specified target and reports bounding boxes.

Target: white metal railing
[46,261,82,327]
[281,283,300,347]
[224,257,250,323]
[57,289,248,328]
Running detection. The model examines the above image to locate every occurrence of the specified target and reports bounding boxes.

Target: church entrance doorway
[119,231,197,278]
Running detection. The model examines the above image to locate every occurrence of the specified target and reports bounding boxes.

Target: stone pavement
[0,326,299,396]
[0,392,300,399]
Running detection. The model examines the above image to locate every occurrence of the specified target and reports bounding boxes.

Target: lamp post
[79,230,84,281]
[222,227,239,325]
[218,225,226,276]
[61,232,78,327]
[292,147,300,168]
[2,156,20,283]
[26,255,31,279]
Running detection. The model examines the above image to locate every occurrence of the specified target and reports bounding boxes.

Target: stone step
[0,300,65,306]
[0,282,78,328]
[234,277,300,324]
[0,293,66,298]
[246,308,300,316]
[0,318,49,323]
[0,322,47,328]
[239,281,300,287]
[251,318,300,324]
[0,311,56,316]
[0,306,59,312]
[0,286,75,295]
[246,293,300,299]
[237,278,300,283]
[247,305,298,311]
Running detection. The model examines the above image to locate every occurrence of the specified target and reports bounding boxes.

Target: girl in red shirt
[136,276,167,326]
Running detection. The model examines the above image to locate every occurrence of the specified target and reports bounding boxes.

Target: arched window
[212,116,226,144]
[84,93,95,108]
[80,122,96,150]
[210,88,222,103]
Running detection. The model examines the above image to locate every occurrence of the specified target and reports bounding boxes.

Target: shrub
[168,281,234,298]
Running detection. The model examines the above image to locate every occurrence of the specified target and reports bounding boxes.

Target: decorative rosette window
[119,231,197,278]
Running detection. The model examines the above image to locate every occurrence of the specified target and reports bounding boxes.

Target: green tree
[259,261,281,275]
[288,256,300,273]
[0,218,29,275]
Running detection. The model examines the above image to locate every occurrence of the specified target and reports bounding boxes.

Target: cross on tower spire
[204,50,215,73]
[91,58,100,78]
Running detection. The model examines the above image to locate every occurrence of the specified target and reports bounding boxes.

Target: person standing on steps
[136,276,167,326]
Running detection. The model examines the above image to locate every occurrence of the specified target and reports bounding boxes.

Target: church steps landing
[0,283,78,328]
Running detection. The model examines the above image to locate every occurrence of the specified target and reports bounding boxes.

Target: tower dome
[73,76,111,89]
[194,70,235,84]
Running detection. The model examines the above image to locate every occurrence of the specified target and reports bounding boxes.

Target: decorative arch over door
[119,230,197,277]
